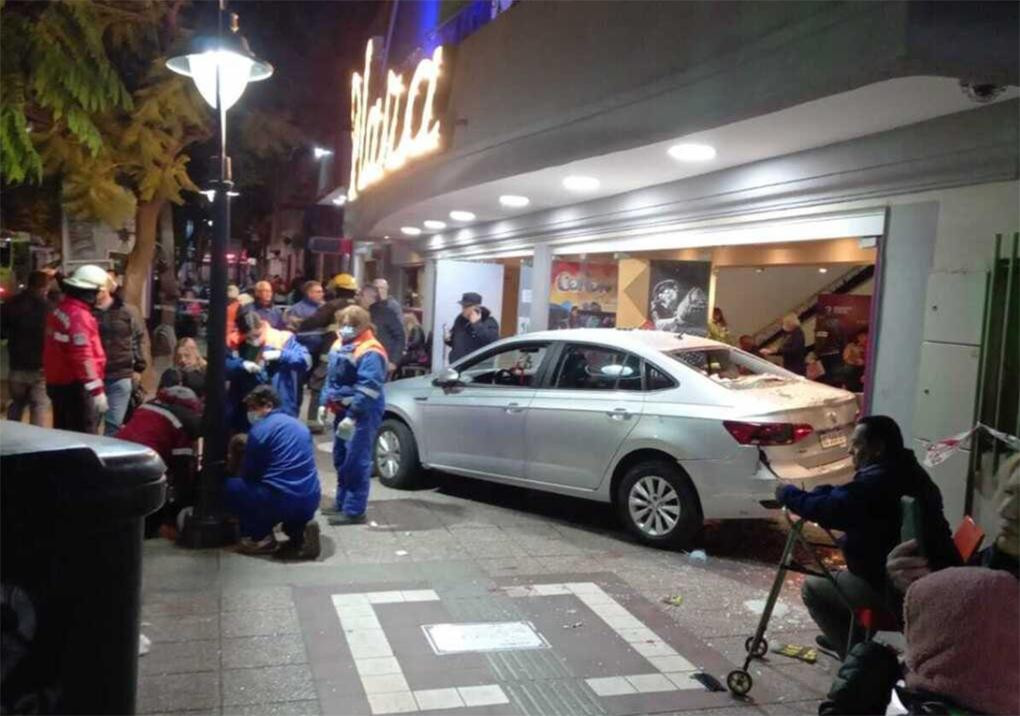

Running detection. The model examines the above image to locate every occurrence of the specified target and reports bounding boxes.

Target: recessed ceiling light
[667,143,717,162]
[818,267,828,274]
[562,175,600,192]
[423,219,447,230]
[755,267,765,273]
[400,226,422,236]
[449,210,476,222]
[499,194,530,208]
[332,195,347,206]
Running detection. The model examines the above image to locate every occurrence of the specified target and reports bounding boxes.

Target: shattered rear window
[667,348,795,389]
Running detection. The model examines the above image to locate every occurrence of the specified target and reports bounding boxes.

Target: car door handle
[505,402,526,414]
[414,396,428,402]
[607,408,631,420]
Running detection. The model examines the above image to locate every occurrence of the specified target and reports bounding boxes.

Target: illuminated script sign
[348,39,444,201]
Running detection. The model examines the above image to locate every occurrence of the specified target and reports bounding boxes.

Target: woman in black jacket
[95,284,147,435]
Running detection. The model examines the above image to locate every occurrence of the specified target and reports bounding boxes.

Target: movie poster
[548,260,618,329]
[647,260,711,335]
[814,293,872,357]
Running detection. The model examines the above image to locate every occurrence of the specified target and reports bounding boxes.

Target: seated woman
[160,337,207,398]
[223,385,321,558]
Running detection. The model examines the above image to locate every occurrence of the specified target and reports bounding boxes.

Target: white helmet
[64,264,112,291]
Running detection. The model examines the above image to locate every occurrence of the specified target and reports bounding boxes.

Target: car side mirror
[432,367,462,388]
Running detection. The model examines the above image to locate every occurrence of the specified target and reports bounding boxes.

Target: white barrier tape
[923,423,1020,467]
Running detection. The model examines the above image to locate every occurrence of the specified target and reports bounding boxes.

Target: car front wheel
[616,460,702,548]
[374,419,422,489]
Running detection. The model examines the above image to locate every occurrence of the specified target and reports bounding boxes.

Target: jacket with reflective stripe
[320,330,387,420]
[44,296,107,393]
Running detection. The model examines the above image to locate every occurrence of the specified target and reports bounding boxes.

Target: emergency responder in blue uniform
[223,385,322,558]
[317,305,387,525]
[226,309,311,432]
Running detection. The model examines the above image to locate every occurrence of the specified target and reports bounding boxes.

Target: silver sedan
[375,329,857,548]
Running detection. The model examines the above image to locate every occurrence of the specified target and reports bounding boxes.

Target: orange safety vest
[330,329,388,363]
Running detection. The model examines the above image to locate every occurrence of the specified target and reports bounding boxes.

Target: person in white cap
[43,265,111,433]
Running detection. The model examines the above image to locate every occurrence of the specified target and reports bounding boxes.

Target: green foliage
[1,1,133,183]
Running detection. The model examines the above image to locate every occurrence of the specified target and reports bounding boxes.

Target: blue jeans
[104,377,133,436]
[331,410,383,517]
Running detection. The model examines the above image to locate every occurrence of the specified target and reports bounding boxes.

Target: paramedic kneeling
[774,415,959,659]
[224,385,322,558]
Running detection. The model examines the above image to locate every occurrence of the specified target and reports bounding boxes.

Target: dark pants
[7,369,48,426]
[47,383,99,434]
[802,571,887,658]
[223,478,319,542]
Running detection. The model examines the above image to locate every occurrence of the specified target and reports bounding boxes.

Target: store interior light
[562,175,600,192]
[667,142,717,162]
[449,210,476,222]
[423,219,447,230]
[499,194,530,208]
[332,195,347,206]
[401,226,422,236]
[755,267,765,273]
[818,267,828,273]
[314,146,333,159]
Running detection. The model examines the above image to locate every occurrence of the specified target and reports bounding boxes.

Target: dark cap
[458,292,483,306]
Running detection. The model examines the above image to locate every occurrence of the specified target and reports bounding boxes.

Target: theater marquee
[348,39,444,202]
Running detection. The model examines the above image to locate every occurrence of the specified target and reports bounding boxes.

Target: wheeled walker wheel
[727,669,753,696]
[744,635,768,657]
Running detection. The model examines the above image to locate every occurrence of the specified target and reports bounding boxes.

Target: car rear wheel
[616,460,702,548]
[374,419,421,489]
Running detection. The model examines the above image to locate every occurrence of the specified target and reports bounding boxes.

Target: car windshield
[665,348,794,389]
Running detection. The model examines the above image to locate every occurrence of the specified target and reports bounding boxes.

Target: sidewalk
[138,446,839,716]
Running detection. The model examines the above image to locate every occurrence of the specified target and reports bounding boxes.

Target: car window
[459,344,549,387]
[667,347,794,389]
[554,344,641,391]
[645,364,676,391]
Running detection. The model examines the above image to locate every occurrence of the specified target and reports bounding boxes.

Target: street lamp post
[167,1,272,548]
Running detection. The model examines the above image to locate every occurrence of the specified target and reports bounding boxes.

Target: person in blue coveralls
[226,309,311,432]
[317,305,387,526]
[223,385,321,557]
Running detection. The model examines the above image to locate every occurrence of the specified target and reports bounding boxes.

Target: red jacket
[115,388,203,466]
[43,296,107,395]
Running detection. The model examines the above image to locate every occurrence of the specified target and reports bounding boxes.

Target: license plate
[820,431,847,449]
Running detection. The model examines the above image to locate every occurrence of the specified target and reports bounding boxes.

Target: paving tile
[222,633,309,669]
[362,672,412,696]
[140,639,220,675]
[625,673,676,693]
[137,671,220,713]
[222,664,317,706]
[142,590,220,618]
[401,589,440,602]
[222,586,295,612]
[221,608,301,638]
[456,685,509,707]
[630,640,679,658]
[664,671,704,690]
[355,656,403,676]
[586,676,637,696]
[222,701,321,716]
[366,690,418,714]
[413,688,464,711]
[367,591,407,604]
[647,654,698,673]
[342,614,383,631]
[146,614,220,643]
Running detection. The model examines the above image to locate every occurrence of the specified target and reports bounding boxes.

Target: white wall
[431,260,505,368]
[714,264,865,339]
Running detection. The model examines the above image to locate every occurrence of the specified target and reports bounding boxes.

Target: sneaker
[236,534,277,555]
[320,504,342,517]
[328,513,367,526]
[299,520,321,559]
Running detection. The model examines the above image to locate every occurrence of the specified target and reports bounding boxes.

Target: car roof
[517,328,726,353]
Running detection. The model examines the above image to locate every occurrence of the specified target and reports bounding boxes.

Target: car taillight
[723,421,814,446]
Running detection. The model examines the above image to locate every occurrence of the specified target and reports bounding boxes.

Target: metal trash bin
[1,423,166,714]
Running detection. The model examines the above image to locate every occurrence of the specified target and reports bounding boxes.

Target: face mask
[339,326,357,341]
[247,410,264,426]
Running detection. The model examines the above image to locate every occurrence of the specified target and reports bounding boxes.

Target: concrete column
[529,245,553,332]
[869,202,938,437]
[421,259,437,336]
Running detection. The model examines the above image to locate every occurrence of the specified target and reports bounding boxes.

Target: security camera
[959,80,1006,104]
